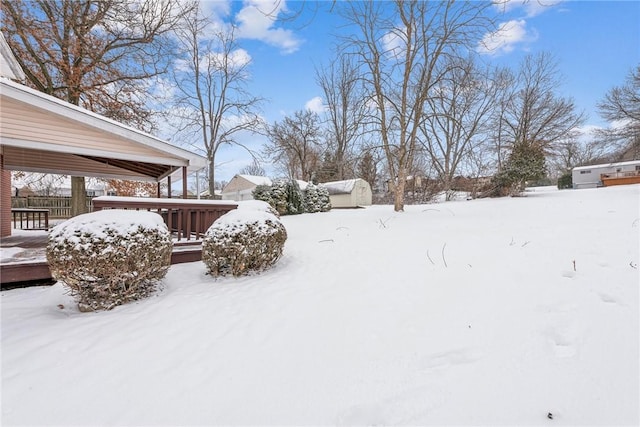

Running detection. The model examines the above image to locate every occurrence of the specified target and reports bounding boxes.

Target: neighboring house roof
[573,160,640,172]
[322,179,359,195]
[237,175,273,186]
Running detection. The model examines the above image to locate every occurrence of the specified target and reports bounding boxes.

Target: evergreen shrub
[252,179,308,215]
[202,209,287,277]
[304,183,332,213]
[557,172,573,189]
[46,210,172,312]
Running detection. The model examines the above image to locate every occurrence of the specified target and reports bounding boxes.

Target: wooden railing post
[91,197,238,241]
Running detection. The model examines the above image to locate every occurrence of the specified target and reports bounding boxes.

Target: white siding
[572,161,640,189]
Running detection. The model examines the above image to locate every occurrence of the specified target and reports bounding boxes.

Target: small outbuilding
[572,160,640,189]
[322,178,372,208]
[221,175,272,201]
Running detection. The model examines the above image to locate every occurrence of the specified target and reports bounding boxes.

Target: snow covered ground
[2,185,638,426]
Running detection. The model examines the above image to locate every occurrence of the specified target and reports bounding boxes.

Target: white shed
[322,178,372,208]
[220,175,272,201]
[572,160,640,189]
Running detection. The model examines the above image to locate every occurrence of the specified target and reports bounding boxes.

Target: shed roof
[572,160,640,172]
[322,179,359,195]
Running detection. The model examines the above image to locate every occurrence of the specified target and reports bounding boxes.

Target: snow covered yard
[2,185,638,426]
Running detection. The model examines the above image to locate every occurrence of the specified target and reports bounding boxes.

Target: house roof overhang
[0,77,206,182]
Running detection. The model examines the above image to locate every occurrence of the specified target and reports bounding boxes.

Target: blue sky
[189,0,640,182]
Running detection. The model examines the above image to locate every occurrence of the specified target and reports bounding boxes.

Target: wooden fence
[11,196,94,219]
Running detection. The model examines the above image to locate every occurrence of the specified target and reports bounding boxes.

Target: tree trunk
[71,176,88,217]
[394,168,406,212]
[208,158,215,198]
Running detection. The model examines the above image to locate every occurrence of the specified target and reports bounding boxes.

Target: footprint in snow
[336,384,446,426]
[418,348,484,371]
[544,327,578,359]
[596,292,619,305]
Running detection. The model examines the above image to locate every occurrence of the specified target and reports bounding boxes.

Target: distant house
[221,175,272,201]
[322,178,372,208]
[572,160,640,189]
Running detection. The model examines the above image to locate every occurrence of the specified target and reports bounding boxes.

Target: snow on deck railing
[92,196,238,241]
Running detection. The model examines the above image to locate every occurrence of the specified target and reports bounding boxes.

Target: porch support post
[182,166,188,199]
[196,170,200,200]
[167,175,172,199]
[156,182,161,198]
[0,154,12,237]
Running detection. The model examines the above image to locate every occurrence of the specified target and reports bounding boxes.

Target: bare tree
[487,67,517,171]
[171,6,264,197]
[356,151,378,190]
[316,52,368,180]
[2,0,192,215]
[488,53,585,194]
[239,159,266,176]
[596,65,640,157]
[550,134,609,176]
[341,1,494,211]
[11,172,66,197]
[420,56,499,199]
[497,52,585,160]
[264,110,322,181]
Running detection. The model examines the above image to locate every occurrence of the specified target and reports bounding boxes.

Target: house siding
[572,160,640,189]
[1,97,169,158]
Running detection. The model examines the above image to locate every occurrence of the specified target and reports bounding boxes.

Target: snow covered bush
[46,210,172,312]
[252,184,273,207]
[304,183,331,213]
[252,179,305,215]
[237,199,280,218]
[202,209,287,277]
[286,180,304,214]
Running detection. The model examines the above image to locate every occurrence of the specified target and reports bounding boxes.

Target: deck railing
[600,170,640,187]
[92,196,238,241]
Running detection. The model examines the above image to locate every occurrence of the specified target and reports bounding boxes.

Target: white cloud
[477,19,536,56]
[305,96,325,113]
[235,0,303,54]
[200,0,232,19]
[382,28,405,59]
[202,48,252,71]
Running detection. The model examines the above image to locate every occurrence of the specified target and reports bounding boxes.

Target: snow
[238,174,273,186]
[210,208,280,229]
[49,209,168,249]
[93,195,239,205]
[323,178,358,194]
[296,179,309,191]
[236,199,275,213]
[2,185,639,426]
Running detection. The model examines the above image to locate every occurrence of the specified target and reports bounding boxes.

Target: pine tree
[494,141,546,195]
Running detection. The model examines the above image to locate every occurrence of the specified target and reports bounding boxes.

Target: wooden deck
[2,197,239,288]
[0,233,203,288]
[601,172,640,187]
